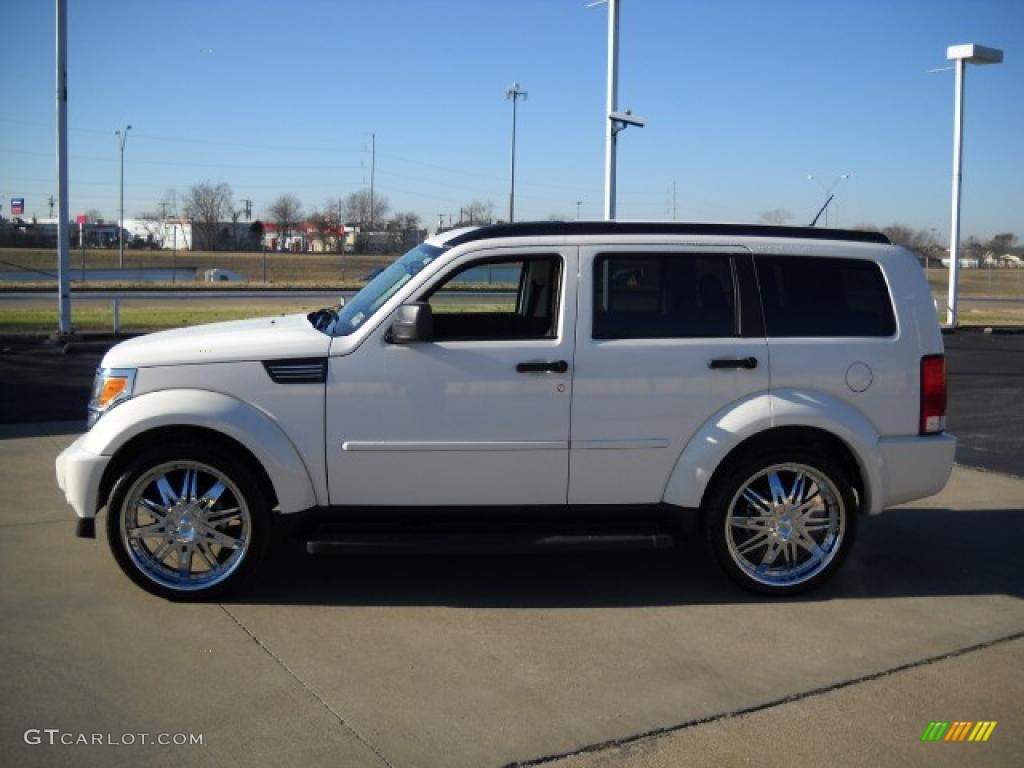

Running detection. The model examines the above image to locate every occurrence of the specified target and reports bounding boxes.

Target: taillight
[920,354,947,434]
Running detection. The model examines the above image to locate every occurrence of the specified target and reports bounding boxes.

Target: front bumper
[877,432,957,511]
[55,433,110,521]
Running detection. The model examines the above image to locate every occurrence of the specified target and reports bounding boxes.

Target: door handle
[516,360,569,374]
[708,356,758,370]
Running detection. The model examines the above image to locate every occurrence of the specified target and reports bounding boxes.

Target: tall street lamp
[115,124,132,269]
[505,82,527,223]
[55,0,72,335]
[590,0,645,220]
[945,43,1003,327]
[806,173,850,227]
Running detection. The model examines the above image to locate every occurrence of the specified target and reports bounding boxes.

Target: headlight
[87,368,136,428]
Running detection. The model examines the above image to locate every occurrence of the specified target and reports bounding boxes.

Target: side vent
[262,358,327,384]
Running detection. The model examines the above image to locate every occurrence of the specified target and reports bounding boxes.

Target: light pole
[807,174,849,227]
[55,0,71,335]
[115,124,131,269]
[505,82,527,223]
[944,43,1003,327]
[589,0,645,220]
[576,200,582,220]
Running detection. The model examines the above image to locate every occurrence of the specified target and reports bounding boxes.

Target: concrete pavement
[542,637,1023,768]
[1,423,1022,767]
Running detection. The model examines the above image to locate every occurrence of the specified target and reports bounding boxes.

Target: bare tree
[182,181,234,250]
[461,200,495,225]
[389,211,422,231]
[317,197,346,252]
[987,232,1018,255]
[759,208,793,225]
[307,209,340,251]
[267,194,303,251]
[881,225,916,250]
[342,189,390,229]
[962,235,985,262]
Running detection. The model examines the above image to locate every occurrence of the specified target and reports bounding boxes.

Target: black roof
[444,221,890,246]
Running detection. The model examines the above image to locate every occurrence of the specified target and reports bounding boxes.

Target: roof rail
[444,221,891,246]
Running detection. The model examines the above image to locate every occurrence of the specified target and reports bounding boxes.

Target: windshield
[328,243,444,336]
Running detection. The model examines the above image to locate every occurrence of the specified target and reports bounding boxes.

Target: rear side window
[755,256,896,337]
[593,253,737,339]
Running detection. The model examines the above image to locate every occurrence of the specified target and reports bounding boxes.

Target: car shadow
[224,506,1024,608]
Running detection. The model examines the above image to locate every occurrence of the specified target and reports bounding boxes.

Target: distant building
[262,222,355,253]
[940,257,980,269]
[123,218,192,249]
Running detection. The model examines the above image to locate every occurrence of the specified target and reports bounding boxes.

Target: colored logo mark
[921,721,997,742]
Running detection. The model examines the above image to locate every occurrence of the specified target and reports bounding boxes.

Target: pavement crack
[219,604,396,768]
[504,630,1024,767]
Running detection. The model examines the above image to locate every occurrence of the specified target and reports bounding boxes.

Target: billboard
[11,198,24,216]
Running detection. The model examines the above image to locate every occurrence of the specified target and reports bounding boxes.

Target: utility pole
[241,198,253,221]
[369,132,376,230]
[336,199,343,254]
[604,0,619,220]
[48,195,55,218]
[505,82,527,223]
[55,0,71,335]
[437,213,444,232]
[576,200,582,220]
[115,123,132,269]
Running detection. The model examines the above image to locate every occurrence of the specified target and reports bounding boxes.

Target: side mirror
[389,302,433,344]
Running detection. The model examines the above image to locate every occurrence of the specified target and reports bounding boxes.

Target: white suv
[56,222,955,599]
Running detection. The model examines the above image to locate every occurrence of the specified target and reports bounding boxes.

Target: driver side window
[425,256,561,341]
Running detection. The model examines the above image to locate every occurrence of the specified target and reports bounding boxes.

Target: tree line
[137,182,500,253]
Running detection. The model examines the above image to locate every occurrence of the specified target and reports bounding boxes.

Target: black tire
[703,446,858,596]
[105,442,271,601]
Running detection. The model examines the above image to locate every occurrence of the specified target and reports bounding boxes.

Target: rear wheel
[105,444,270,600]
[704,449,857,595]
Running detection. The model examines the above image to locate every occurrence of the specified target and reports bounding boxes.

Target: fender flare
[662,388,884,514]
[83,389,318,513]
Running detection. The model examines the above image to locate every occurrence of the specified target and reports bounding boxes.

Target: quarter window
[593,253,738,339]
[755,256,896,337]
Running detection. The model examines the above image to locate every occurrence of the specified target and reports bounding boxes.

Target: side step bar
[306,529,675,555]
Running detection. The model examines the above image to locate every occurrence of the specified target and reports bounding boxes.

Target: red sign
[76,214,88,225]
[11,198,24,216]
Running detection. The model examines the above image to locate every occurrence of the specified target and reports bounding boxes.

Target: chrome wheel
[119,460,252,593]
[725,463,846,588]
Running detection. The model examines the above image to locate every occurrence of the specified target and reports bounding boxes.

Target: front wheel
[105,444,270,600]
[704,449,858,595]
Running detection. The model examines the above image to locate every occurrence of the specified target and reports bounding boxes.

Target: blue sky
[1,0,1021,237]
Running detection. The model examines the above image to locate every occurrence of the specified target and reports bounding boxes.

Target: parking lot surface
[1,423,1022,767]
[1,329,1022,766]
